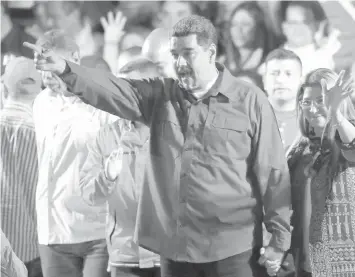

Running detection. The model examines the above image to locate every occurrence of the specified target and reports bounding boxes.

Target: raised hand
[321,70,354,113]
[100,10,127,44]
[23,42,67,75]
[104,148,124,182]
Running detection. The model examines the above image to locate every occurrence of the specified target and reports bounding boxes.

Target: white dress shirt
[33,88,117,245]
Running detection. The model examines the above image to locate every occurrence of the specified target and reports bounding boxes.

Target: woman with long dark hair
[287,68,355,277]
[222,1,279,76]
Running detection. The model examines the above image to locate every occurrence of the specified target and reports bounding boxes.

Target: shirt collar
[182,63,236,103]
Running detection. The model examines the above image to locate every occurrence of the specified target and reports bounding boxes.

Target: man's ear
[209,43,217,63]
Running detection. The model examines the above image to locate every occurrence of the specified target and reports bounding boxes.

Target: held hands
[104,148,124,182]
[23,42,67,75]
[101,11,127,44]
[258,246,284,276]
[321,70,354,114]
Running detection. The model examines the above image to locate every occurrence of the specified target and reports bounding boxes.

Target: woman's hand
[321,70,354,114]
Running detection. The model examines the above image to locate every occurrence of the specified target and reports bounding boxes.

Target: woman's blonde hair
[296,68,355,176]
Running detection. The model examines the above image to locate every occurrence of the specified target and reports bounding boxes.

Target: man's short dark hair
[171,15,218,48]
[264,48,302,69]
[36,29,80,55]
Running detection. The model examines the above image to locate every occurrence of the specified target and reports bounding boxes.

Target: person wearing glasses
[287,68,355,277]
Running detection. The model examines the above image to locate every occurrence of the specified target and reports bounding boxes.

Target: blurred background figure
[80,58,161,277]
[45,1,100,57]
[1,2,36,74]
[0,57,43,277]
[153,1,199,29]
[116,46,142,75]
[279,1,341,77]
[222,1,279,77]
[24,2,51,39]
[32,30,115,277]
[141,28,176,78]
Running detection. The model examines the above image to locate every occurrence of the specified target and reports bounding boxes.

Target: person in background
[287,68,355,277]
[0,57,43,277]
[280,1,341,77]
[25,2,51,40]
[45,1,99,57]
[101,10,126,73]
[80,60,161,277]
[27,15,292,277]
[31,30,116,277]
[116,46,142,75]
[263,48,303,151]
[141,28,176,78]
[1,2,36,74]
[119,26,151,52]
[154,1,199,29]
[1,228,28,277]
[223,1,279,76]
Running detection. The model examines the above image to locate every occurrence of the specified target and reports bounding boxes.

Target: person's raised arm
[23,42,166,125]
[101,11,126,74]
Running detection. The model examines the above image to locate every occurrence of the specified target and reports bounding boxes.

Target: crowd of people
[1,1,355,277]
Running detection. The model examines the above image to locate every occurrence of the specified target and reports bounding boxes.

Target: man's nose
[275,73,287,83]
[177,56,187,67]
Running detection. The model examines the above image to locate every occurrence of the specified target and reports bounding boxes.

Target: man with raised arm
[25,15,291,277]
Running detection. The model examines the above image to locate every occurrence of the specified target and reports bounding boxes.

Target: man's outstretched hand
[23,42,67,75]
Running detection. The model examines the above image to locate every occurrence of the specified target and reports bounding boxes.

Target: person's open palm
[321,70,354,112]
[23,42,67,75]
[101,11,127,44]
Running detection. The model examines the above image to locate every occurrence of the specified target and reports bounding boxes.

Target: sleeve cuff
[268,232,291,252]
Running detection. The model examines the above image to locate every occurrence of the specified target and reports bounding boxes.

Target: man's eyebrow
[171,48,195,52]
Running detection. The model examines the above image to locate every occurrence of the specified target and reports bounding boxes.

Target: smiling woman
[288,68,355,277]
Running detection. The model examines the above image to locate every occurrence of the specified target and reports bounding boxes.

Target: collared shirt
[0,100,39,262]
[33,88,117,245]
[61,62,292,263]
[1,228,28,277]
[80,120,160,267]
